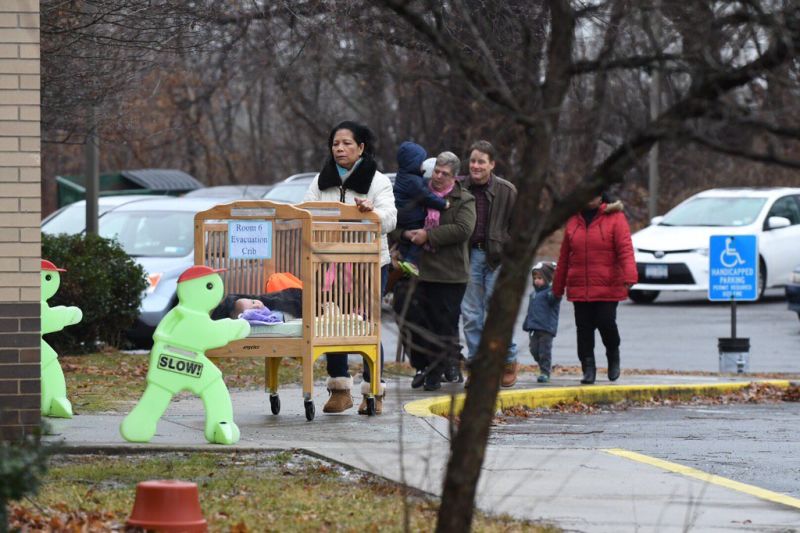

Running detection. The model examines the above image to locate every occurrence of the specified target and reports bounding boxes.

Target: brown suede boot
[501,362,519,388]
[323,376,353,413]
[357,381,386,415]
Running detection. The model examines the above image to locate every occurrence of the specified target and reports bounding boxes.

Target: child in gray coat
[522,261,561,382]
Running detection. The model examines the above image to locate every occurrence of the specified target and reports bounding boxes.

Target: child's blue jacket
[393,142,446,228]
[522,285,560,336]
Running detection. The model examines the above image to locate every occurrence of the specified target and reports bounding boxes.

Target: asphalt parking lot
[382,288,800,374]
[492,400,800,498]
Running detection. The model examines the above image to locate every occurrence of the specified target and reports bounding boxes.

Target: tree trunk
[435,129,552,531]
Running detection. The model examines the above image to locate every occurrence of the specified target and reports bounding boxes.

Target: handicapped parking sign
[708,235,758,301]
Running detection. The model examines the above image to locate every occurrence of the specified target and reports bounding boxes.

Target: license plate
[645,264,669,279]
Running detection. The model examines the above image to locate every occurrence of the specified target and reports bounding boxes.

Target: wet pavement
[492,401,800,499]
[45,373,800,532]
[381,288,800,374]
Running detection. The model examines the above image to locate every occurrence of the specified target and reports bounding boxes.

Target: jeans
[327,265,389,382]
[573,301,620,365]
[529,331,554,375]
[397,240,422,266]
[461,248,517,363]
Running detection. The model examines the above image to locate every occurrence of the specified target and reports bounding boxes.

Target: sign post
[708,235,758,373]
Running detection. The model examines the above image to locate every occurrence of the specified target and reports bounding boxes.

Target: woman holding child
[391,152,476,391]
[303,121,396,415]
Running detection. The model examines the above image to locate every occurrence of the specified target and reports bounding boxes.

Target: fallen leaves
[784,383,800,402]
[492,383,798,425]
[518,363,800,380]
[9,503,123,532]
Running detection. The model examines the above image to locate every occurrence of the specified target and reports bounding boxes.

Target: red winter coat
[552,201,638,302]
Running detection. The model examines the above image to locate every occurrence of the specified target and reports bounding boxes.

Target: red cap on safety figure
[41,259,67,272]
[177,265,226,283]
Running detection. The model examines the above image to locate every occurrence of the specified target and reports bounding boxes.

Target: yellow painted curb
[604,448,800,510]
[403,380,792,418]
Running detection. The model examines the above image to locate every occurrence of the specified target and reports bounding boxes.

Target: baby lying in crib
[232,298,284,325]
[211,287,303,323]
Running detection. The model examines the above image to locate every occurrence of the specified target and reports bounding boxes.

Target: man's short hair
[435,151,461,176]
[468,140,496,161]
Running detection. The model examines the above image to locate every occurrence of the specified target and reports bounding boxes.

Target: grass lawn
[60,351,416,413]
[9,451,557,532]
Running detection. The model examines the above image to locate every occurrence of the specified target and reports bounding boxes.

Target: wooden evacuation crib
[195,200,382,420]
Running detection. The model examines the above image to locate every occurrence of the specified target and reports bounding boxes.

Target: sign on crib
[229,220,272,259]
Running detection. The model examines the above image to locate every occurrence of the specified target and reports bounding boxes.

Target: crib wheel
[366,397,376,416]
[304,400,315,421]
[270,394,280,415]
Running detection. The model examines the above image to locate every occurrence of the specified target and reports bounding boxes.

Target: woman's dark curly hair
[328,120,375,157]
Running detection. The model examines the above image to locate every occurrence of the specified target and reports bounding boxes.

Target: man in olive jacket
[390,151,476,391]
[461,140,519,387]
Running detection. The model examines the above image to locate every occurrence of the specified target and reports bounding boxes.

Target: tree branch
[689,133,800,169]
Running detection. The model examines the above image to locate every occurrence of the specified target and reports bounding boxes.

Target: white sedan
[629,187,800,303]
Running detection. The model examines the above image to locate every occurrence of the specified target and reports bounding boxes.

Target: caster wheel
[366,397,376,416]
[304,400,315,421]
[270,394,280,415]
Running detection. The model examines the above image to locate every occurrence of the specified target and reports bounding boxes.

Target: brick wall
[0,0,41,440]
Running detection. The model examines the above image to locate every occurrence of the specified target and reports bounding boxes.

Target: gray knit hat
[531,261,556,285]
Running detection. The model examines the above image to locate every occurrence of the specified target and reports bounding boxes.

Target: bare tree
[373,1,800,530]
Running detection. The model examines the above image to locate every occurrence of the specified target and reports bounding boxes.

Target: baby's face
[532,273,546,288]
[235,298,265,315]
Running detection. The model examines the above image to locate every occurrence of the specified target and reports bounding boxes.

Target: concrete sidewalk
[45,373,800,532]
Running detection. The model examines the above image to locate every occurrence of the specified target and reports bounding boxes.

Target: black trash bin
[718,337,750,374]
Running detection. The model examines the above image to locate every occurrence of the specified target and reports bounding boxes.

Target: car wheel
[628,289,660,304]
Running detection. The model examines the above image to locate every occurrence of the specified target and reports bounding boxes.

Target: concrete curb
[404,379,794,418]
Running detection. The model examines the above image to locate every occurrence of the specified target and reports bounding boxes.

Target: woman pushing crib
[303,120,396,415]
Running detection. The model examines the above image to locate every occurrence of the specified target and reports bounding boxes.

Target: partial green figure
[41,259,83,418]
[120,265,250,445]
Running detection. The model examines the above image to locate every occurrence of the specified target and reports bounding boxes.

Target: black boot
[444,358,463,383]
[607,349,620,382]
[580,357,596,385]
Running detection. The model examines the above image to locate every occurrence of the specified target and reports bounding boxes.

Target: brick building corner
[0,0,42,440]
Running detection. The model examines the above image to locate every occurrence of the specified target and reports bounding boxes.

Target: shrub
[0,427,50,530]
[42,233,148,353]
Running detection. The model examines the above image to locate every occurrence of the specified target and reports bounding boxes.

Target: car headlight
[793,271,800,284]
[693,248,709,256]
[146,272,163,294]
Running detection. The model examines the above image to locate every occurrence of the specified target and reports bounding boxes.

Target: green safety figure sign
[120,265,250,445]
[40,260,83,418]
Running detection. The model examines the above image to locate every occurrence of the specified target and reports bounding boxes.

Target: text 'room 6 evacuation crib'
[194,200,383,420]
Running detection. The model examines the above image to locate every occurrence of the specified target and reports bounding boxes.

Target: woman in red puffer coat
[552,194,638,385]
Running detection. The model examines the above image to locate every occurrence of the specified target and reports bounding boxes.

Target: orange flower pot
[126,480,207,532]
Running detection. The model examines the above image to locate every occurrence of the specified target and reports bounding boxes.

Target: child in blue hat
[522,261,561,382]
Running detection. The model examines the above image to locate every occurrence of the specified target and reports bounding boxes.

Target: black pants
[327,265,389,382]
[401,281,466,373]
[573,301,620,366]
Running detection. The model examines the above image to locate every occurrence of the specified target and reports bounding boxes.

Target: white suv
[629,187,800,303]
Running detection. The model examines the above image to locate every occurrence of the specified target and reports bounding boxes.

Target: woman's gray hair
[435,151,461,176]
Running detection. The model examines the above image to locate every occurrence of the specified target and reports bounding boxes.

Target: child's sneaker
[398,260,419,277]
[537,374,550,383]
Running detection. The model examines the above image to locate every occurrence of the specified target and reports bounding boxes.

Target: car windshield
[42,203,118,235]
[263,183,310,204]
[660,197,767,227]
[98,211,195,257]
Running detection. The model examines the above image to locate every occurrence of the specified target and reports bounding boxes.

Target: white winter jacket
[303,170,397,266]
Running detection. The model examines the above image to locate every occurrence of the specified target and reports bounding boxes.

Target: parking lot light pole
[85,107,99,236]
